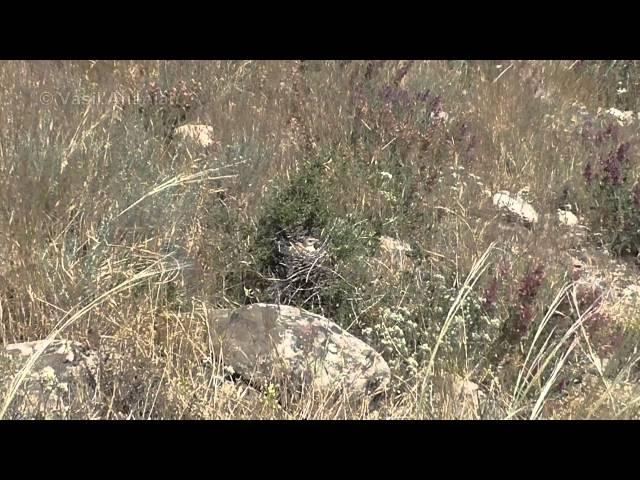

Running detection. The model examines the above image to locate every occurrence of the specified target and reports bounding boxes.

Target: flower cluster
[503,264,545,344]
[361,306,421,377]
[600,142,632,186]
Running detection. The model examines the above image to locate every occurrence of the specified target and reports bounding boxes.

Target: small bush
[246,156,377,323]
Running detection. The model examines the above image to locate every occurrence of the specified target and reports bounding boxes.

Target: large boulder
[207,304,390,409]
[0,340,99,419]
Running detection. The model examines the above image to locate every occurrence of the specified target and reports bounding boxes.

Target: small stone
[605,107,635,126]
[558,209,579,226]
[173,124,215,149]
[492,191,539,226]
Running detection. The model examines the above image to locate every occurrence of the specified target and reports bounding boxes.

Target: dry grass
[2,60,640,419]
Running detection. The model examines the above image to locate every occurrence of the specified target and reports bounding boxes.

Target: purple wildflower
[518,264,545,301]
[602,149,623,186]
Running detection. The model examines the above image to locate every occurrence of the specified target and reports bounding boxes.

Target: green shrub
[246,155,377,324]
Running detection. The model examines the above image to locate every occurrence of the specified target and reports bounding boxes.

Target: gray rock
[1,340,99,419]
[207,303,390,409]
[492,191,539,226]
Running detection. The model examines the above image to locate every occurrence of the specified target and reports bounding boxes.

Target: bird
[288,236,320,257]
